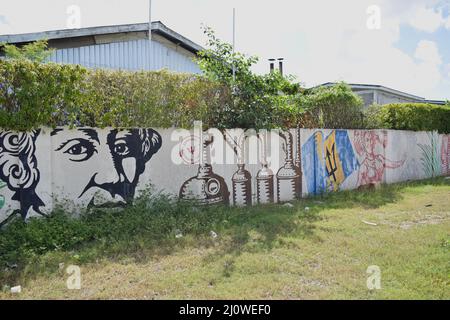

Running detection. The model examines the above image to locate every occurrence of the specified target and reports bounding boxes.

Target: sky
[1,0,449,100]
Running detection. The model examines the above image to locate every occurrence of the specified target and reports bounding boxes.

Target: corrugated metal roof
[0,21,203,55]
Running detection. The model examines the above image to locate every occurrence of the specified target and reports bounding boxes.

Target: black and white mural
[0,128,162,224]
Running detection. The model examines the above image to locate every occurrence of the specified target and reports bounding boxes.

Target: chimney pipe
[269,58,275,73]
[278,58,284,76]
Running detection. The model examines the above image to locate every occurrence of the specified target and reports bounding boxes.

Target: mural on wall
[441,135,450,176]
[0,181,8,209]
[418,131,441,178]
[256,130,274,204]
[0,128,162,223]
[277,129,302,202]
[227,131,252,206]
[302,130,359,194]
[179,134,230,205]
[353,130,405,186]
[1,127,449,224]
[0,130,44,219]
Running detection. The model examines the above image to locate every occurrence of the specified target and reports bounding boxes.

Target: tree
[197,26,302,129]
[1,40,54,63]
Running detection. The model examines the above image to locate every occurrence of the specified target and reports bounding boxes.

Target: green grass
[0,178,449,299]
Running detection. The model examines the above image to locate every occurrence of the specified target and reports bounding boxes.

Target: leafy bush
[0,59,230,130]
[81,69,229,128]
[299,82,365,129]
[0,59,87,130]
[364,103,450,133]
[0,51,366,131]
[1,39,55,63]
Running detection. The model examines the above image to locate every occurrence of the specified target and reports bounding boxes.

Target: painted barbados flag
[302,130,359,194]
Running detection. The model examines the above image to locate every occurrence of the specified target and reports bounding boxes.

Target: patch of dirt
[399,215,446,229]
[298,277,327,288]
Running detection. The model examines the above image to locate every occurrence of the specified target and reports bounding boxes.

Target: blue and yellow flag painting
[302,130,359,194]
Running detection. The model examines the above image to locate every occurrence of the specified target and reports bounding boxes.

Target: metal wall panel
[47,39,201,74]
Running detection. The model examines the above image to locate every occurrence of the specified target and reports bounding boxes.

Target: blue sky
[0,0,449,100]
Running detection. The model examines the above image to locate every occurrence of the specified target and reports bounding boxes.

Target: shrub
[364,103,450,133]
[299,82,365,129]
[0,59,230,130]
[2,39,55,63]
[81,68,230,128]
[0,59,369,131]
[0,59,87,130]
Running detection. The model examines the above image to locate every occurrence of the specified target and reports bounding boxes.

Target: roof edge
[0,21,203,54]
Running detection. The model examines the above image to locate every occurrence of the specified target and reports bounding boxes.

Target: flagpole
[149,0,153,69]
[232,8,236,81]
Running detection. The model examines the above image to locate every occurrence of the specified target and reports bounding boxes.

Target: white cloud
[408,5,444,33]
[414,40,442,65]
[445,15,450,29]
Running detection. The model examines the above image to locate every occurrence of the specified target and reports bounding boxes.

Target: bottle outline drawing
[276,129,302,202]
[256,130,274,204]
[227,130,252,206]
[179,133,229,205]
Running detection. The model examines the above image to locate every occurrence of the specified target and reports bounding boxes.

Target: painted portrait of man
[0,128,162,224]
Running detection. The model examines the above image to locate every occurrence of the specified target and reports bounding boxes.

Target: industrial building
[0,21,202,74]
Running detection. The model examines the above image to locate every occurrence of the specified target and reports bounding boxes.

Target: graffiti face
[51,128,162,208]
[0,128,162,223]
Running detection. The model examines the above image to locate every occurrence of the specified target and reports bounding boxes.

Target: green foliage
[2,40,55,63]
[0,59,87,130]
[0,59,230,130]
[300,82,364,129]
[80,69,229,129]
[365,103,450,133]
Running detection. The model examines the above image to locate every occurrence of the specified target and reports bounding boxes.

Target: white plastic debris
[283,203,294,208]
[10,286,21,294]
[361,220,377,226]
[175,230,183,239]
[304,207,310,211]
[210,231,218,239]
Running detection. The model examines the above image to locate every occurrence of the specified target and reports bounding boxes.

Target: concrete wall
[0,127,448,224]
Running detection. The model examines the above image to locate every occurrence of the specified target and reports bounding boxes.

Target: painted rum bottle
[179,135,229,205]
[276,130,301,202]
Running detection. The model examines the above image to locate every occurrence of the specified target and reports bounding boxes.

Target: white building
[0,21,202,74]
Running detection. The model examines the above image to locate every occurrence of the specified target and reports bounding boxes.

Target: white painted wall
[0,127,448,224]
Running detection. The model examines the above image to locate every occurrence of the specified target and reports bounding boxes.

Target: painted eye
[57,139,97,162]
[114,143,130,156]
[67,144,87,155]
